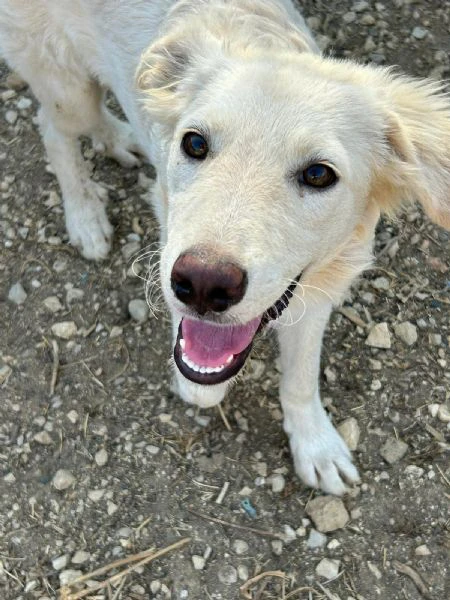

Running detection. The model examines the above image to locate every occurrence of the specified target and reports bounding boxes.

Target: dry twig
[239,570,285,599]
[393,561,433,600]
[50,339,59,396]
[59,537,190,600]
[187,508,283,539]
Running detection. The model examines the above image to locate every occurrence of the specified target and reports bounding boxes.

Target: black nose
[170,249,247,315]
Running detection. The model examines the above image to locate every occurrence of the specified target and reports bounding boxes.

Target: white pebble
[95,448,108,467]
[51,321,78,339]
[43,296,63,313]
[270,473,286,493]
[365,322,391,349]
[8,282,27,305]
[394,321,418,346]
[415,544,431,556]
[307,528,327,549]
[218,565,238,584]
[315,558,340,579]
[337,417,360,450]
[59,570,83,586]
[72,550,91,564]
[128,299,149,322]
[232,539,248,555]
[192,555,206,570]
[33,431,53,445]
[52,469,75,490]
[52,555,68,570]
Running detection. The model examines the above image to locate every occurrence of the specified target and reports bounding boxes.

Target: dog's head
[137,20,450,392]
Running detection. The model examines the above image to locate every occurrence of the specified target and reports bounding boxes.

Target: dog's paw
[94,115,143,168]
[65,185,113,260]
[284,401,360,495]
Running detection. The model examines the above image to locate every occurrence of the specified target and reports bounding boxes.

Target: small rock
[72,551,90,565]
[59,570,83,586]
[380,437,408,464]
[110,325,123,338]
[371,276,390,290]
[192,555,206,570]
[232,540,248,555]
[367,561,382,580]
[52,469,76,490]
[17,97,32,110]
[415,544,431,556]
[307,528,327,549]
[66,288,85,304]
[52,555,68,570]
[271,540,283,555]
[315,558,340,579]
[394,321,418,346]
[270,473,286,493]
[0,364,12,385]
[238,565,249,581]
[51,321,78,339]
[306,496,350,532]
[5,110,18,125]
[128,299,149,323]
[437,405,450,423]
[337,417,360,451]
[218,565,238,585]
[8,282,27,305]
[404,465,424,478]
[412,26,428,40]
[327,539,340,550]
[95,448,108,467]
[4,472,16,483]
[88,489,105,503]
[121,241,141,261]
[365,322,391,349]
[107,500,118,515]
[150,581,161,594]
[33,431,53,445]
[281,524,297,544]
[67,410,79,424]
[428,403,440,418]
[43,296,63,313]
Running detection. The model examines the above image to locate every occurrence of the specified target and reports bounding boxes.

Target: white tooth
[199,366,207,374]
[205,367,214,374]
[179,338,185,350]
[226,355,234,365]
[214,366,224,372]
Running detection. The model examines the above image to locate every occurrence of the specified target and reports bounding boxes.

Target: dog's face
[139,44,450,392]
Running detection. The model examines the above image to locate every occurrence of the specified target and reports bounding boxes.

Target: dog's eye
[182,132,209,160]
[300,163,337,188]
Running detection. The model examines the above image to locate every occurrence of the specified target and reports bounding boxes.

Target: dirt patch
[0,1,449,599]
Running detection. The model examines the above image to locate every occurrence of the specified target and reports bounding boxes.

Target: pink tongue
[181,317,261,368]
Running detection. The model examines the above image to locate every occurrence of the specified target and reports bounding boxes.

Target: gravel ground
[1,1,449,599]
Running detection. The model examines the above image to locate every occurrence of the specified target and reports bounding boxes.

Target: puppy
[1,0,449,494]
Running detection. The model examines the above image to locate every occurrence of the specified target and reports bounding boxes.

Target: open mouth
[173,275,301,385]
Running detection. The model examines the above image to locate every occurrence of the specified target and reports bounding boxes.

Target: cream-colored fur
[1,0,449,495]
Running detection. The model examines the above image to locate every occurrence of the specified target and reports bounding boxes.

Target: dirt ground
[0,1,449,599]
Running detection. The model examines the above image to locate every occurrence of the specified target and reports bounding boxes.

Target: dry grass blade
[187,508,284,539]
[50,339,59,395]
[59,537,191,600]
[393,561,433,600]
[284,586,323,599]
[239,570,286,599]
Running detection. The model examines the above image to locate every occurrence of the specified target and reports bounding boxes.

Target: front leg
[277,298,359,495]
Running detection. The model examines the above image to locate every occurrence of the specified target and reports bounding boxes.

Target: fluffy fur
[1,0,449,495]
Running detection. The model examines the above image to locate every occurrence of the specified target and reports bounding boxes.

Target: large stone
[315,558,340,579]
[394,321,418,346]
[51,321,78,339]
[306,496,349,532]
[365,322,391,349]
[337,417,360,451]
[380,437,408,464]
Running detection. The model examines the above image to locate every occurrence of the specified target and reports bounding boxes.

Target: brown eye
[182,132,208,159]
[300,163,337,188]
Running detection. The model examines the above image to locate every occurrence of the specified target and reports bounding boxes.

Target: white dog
[1,0,449,495]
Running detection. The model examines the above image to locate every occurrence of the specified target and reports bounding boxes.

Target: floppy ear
[370,73,450,230]
[136,27,223,125]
